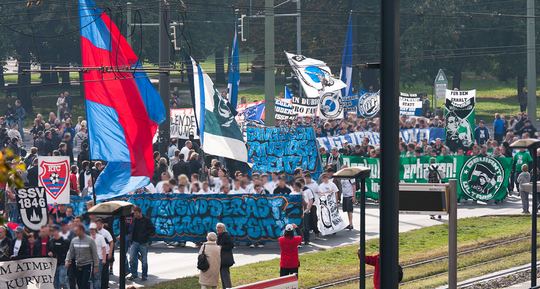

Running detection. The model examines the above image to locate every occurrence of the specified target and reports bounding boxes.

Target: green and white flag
[188,57,248,162]
[445,89,476,152]
[341,155,512,202]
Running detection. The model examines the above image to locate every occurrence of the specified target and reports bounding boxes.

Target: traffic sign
[434,69,448,100]
[435,69,448,85]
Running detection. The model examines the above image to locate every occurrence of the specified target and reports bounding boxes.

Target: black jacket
[47,237,70,266]
[10,238,29,259]
[0,237,11,261]
[217,232,235,268]
[27,166,39,187]
[172,160,190,179]
[131,216,155,244]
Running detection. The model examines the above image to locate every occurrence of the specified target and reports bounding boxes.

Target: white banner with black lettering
[170,108,199,139]
[0,257,57,289]
[316,192,347,236]
[399,93,423,116]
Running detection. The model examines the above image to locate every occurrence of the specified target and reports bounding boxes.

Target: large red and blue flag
[79,0,165,200]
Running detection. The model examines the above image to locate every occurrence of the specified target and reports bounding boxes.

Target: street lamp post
[333,166,371,289]
[510,139,540,288]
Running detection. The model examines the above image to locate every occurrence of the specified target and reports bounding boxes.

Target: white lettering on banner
[170,109,199,139]
[402,158,458,180]
[0,258,57,289]
[316,192,347,236]
[317,131,380,151]
[399,93,423,116]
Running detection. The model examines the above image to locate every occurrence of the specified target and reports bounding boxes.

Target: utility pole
[159,0,171,156]
[264,0,276,126]
[126,2,133,46]
[527,0,537,125]
[380,0,400,288]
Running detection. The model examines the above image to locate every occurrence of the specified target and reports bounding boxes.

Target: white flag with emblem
[285,52,346,98]
[188,57,248,162]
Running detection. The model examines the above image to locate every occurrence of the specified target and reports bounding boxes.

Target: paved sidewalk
[109,196,526,288]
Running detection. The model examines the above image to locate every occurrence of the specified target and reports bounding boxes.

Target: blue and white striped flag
[340,13,354,97]
[227,22,240,109]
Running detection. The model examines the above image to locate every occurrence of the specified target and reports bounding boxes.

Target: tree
[0,149,25,225]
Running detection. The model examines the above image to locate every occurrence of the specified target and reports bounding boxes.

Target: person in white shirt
[318,173,339,197]
[96,219,113,286]
[340,168,357,230]
[304,173,321,237]
[230,179,246,195]
[263,173,278,194]
[198,181,213,194]
[180,141,192,162]
[89,223,107,289]
[298,179,314,245]
[168,138,178,159]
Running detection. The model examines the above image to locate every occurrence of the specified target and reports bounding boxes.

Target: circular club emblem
[319,92,343,119]
[357,92,380,118]
[459,156,504,201]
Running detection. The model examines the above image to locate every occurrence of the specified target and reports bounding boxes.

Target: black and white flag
[16,187,48,231]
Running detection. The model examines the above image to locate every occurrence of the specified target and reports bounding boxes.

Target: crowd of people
[0,90,539,288]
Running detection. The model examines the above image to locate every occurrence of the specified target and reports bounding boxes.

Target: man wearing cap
[278,224,302,277]
[10,227,29,259]
[48,224,70,289]
[66,224,99,289]
[89,223,107,289]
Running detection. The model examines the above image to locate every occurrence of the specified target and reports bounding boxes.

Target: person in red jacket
[278,224,302,277]
[358,250,380,289]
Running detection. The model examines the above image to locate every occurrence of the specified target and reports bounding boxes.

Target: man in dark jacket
[0,226,11,261]
[127,206,155,281]
[48,225,70,289]
[217,223,235,289]
[10,227,29,259]
[26,158,39,187]
[172,154,190,179]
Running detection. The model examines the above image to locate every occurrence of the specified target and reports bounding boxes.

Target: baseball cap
[89,223,97,230]
[285,224,294,232]
[15,226,24,233]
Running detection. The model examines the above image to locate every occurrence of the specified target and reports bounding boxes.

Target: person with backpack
[424,157,445,219]
[278,224,302,277]
[198,232,221,289]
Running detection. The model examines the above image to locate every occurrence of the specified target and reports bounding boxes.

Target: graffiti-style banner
[71,194,303,242]
[247,126,321,177]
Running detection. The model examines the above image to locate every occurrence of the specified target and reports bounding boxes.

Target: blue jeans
[129,242,148,278]
[54,265,68,289]
[92,262,103,289]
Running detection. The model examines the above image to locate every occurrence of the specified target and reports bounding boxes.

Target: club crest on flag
[16,187,48,231]
[39,160,69,200]
[319,91,343,119]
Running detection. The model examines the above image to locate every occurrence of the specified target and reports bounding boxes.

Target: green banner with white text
[341,155,512,202]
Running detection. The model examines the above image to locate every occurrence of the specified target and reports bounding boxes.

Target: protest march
[0,0,539,289]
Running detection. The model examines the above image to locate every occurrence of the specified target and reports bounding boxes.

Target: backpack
[197,244,210,272]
